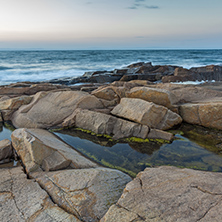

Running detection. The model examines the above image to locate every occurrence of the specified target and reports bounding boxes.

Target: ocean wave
[0,66,12,71]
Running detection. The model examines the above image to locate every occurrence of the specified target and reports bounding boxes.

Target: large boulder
[0,139,12,162]
[111,98,182,130]
[12,90,104,128]
[101,166,222,222]
[179,102,222,130]
[0,167,79,222]
[63,108,150,140]
[32,168,132,222]
[126,86,178,111]
[11,128,98,174]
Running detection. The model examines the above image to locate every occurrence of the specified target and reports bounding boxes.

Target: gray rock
[0,139,12,161]
[0,167,80,222]
[32,167,132,222]
[101,166,222,222]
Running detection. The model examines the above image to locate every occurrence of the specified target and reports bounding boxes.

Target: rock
[111,98,182,130]
[101,166,222,222]
[162,74,194,83]
[64,108,150,140]
[32,167,132,222]
[179,102,222,130]
[11,128,98,174]
[1,110,15,121]
[0,112,2,122]
[147,129,174,141]
[174,67,192,76]
[0,167,79,222]
[0,139,12,161]
[12,90,104,128]
[0,96,32,110]
[126,86,178,111]
[92,86,119,101]
[0,83,69,96]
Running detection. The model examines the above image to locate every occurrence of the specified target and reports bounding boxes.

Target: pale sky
[0,0,222,49]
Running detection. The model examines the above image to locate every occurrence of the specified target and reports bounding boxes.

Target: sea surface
[0,49,222,85]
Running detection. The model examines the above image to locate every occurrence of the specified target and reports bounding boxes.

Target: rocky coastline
[0,61,222,221]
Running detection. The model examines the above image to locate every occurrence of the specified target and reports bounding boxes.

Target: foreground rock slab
[111,98,182,130]
[0,139,12,162]
[32,167,132,222]
[11,128,98,174]
[0,167,80,222]
[101,166,222,222]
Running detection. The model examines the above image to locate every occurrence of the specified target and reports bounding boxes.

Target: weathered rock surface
[0,139,12,161]
[0,167,79,222]
[11,128,98,174]
[12,90,104,128]
[32,168,132,222]
[126,86,178,111]
[64,108,150,140]
[111,98,182,130]
[101,166,222,222]
[179,102,222,130]
[0,96,32,110]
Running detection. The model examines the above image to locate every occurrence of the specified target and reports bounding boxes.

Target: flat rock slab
[101,166,222,222]
[32,167,132,222]
[0,167,80,222]
[11,128,98,174]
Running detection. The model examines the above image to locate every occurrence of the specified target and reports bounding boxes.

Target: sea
[0,49,222,85]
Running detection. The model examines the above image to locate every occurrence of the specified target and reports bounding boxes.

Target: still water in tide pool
[54,124,222,177]
[1,122,222,176]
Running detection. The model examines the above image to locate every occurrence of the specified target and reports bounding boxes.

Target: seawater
[1,122,222,176]
[54,124,222,177]
[0,49,222,85]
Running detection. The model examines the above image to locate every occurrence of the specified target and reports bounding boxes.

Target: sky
[0,0,222,50]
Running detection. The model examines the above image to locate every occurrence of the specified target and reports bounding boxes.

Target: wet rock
[126,62,148,69]
[147,129,174,141]
[179,102,222,130]
[126,86,178,111]
[0,112,2,122]
[0,139,12,161]
[32,168,132,222]
[0,167,79,222]
[11,128,98,174]
[12,90,104,128]
[101,166,222,222]
[111,98,182,130]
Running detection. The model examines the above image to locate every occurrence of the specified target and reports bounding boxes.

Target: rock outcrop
[12,90,104,128]
[0,167,80,222]
[111,98,182,130]
[32,168,131,222]
[126,86,178,111]
[0,139,12,162]
[101,166,222,222]
[179,102,222,130]
[11,128,98,174]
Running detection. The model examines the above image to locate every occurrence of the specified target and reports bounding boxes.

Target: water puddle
[54,124,222,177]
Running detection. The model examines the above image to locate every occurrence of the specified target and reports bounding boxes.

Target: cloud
[144,5,159,9]
[127,1,159,10]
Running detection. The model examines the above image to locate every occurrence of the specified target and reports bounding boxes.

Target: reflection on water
[55,125,222,177]
[0,122,14,141]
